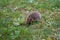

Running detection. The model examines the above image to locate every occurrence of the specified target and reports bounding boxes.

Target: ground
[0,0,60,40]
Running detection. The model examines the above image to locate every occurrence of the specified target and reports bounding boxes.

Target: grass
[0,0,60,40]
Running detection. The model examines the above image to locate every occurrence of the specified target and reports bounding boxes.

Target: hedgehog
[26,11,41,24]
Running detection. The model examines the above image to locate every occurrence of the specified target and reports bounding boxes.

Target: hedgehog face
[26,17,32,24]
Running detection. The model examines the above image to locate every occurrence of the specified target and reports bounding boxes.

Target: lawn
[0,0,60,40]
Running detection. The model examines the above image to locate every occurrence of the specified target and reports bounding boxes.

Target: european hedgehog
[26,11,41,24]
